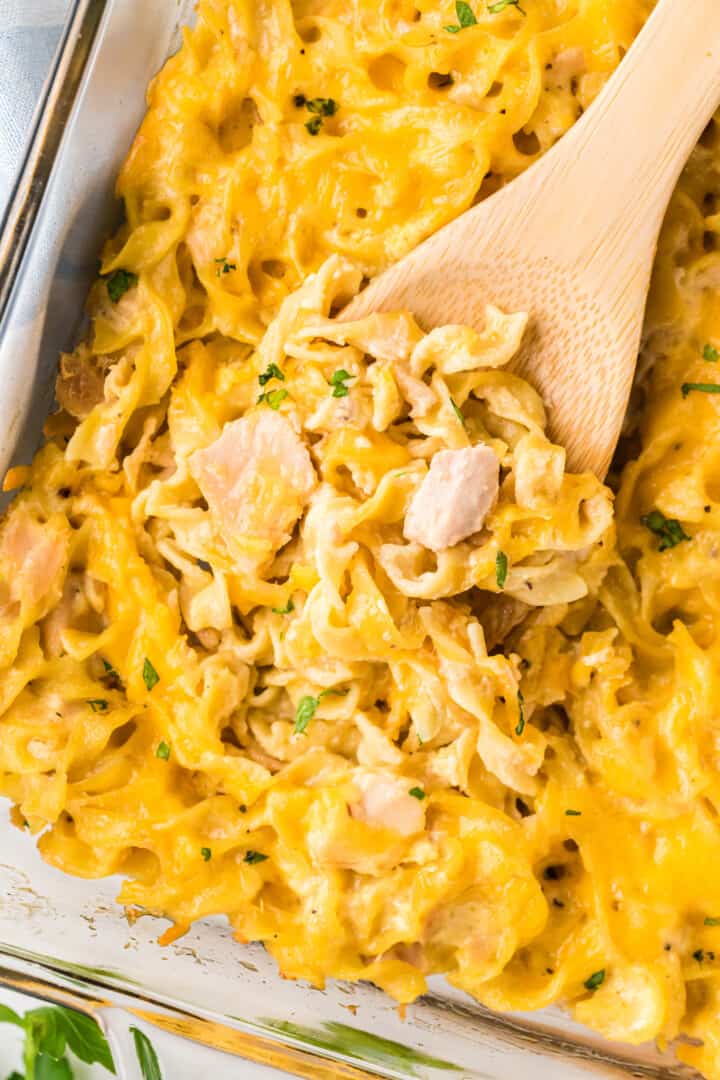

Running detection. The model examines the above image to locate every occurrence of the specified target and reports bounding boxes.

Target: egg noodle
[4,0,720,1073]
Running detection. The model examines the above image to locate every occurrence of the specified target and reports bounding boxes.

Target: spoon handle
[516,0,720,285]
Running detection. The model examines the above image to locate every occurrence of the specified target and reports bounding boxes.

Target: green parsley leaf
[214,258,237,278]
[244,850,269,864]
[444,23,462,31]
[306,97,338,116]
[106,269,138,303]
[640,509,690,552]
[449,397,465,426]
[305,116,323,135]
[7,1072,25,1080]
[488,0,525,13]
[201,847,212,862]
[583,969,605,991]
[143,658,160,692]
[704,344,720,362]
[515,689,525,737]
[272,599,295,615]
[86,699,108,713]
[682,382,720,398]
[18,1007,115,1077]
[258,388,290,409]
[0,1005,24,1028]
[330,369,354,398]
[295,695,319,734]
[156,741,170,761]
[455,0,478,25]
[294,689,346,733]
[706,917,720,926]
[130,1027,162,1080]
[565,809,582,816]
[258,362,285,387]
[495,550,508,589]
[35,1055,73,1080]
[408,787,426,800]
[102,659,117,676]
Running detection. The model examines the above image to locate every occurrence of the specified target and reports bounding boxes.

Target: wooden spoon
[344,0,720,477]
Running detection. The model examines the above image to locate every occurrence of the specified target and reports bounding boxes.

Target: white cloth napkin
[0,0,71,214]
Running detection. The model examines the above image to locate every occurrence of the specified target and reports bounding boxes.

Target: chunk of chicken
[403,445,499,552]
[350,772,425,836]
[189,410,316,570]
[0,510,68,612]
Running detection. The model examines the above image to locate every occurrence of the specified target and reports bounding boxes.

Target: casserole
[0,2,702,1077]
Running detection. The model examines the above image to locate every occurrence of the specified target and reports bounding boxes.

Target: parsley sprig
[105,269,138,303]
[641,509,690,552]
[488,0,525,13]
[584,969,605,991]
[295,689,348,734]
[259,362,285,387]
[296,96,339,135]
[515,689,525,736]
[682,381,720,398]
[445,0,477,30]
[258,387,290,409]
[495,550,508,588]
[704,344,720,362]
[0,1003,115,1079]
[330,369,354,397]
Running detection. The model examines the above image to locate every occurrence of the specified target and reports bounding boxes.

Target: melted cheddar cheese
[7,0,720,1074]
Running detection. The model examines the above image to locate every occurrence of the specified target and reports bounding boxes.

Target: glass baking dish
[0,2,700,1077]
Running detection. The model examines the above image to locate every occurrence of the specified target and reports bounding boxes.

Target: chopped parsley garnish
[272,599,295,615]
[496,550,508,589]
[449,397,465,426]
[565,809,582,816]
[295,695,319,734]
[293,93,307,107]
[705,917,720,926]
[515,689,525,736]
[106,268,138,303]
[704,344,720,362]
[408,786,426,800]
[156,741,170,761]
[330,369,354,398]
[259,362,285,387]
[102,659,116,674]
[214,258,237,277]
[295,688,348,734]
[244,850,269,864]
[445,0,478,31]
[640,509,690,552]
[302,97,338,135]
[306,97,338,117]
[201,847,212,862]
[258,387,290,409]
[142,658,160,691]
[87,699,108,713]
[584,969,605,991]
[682,382,720,398]
[488,0,526,13]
